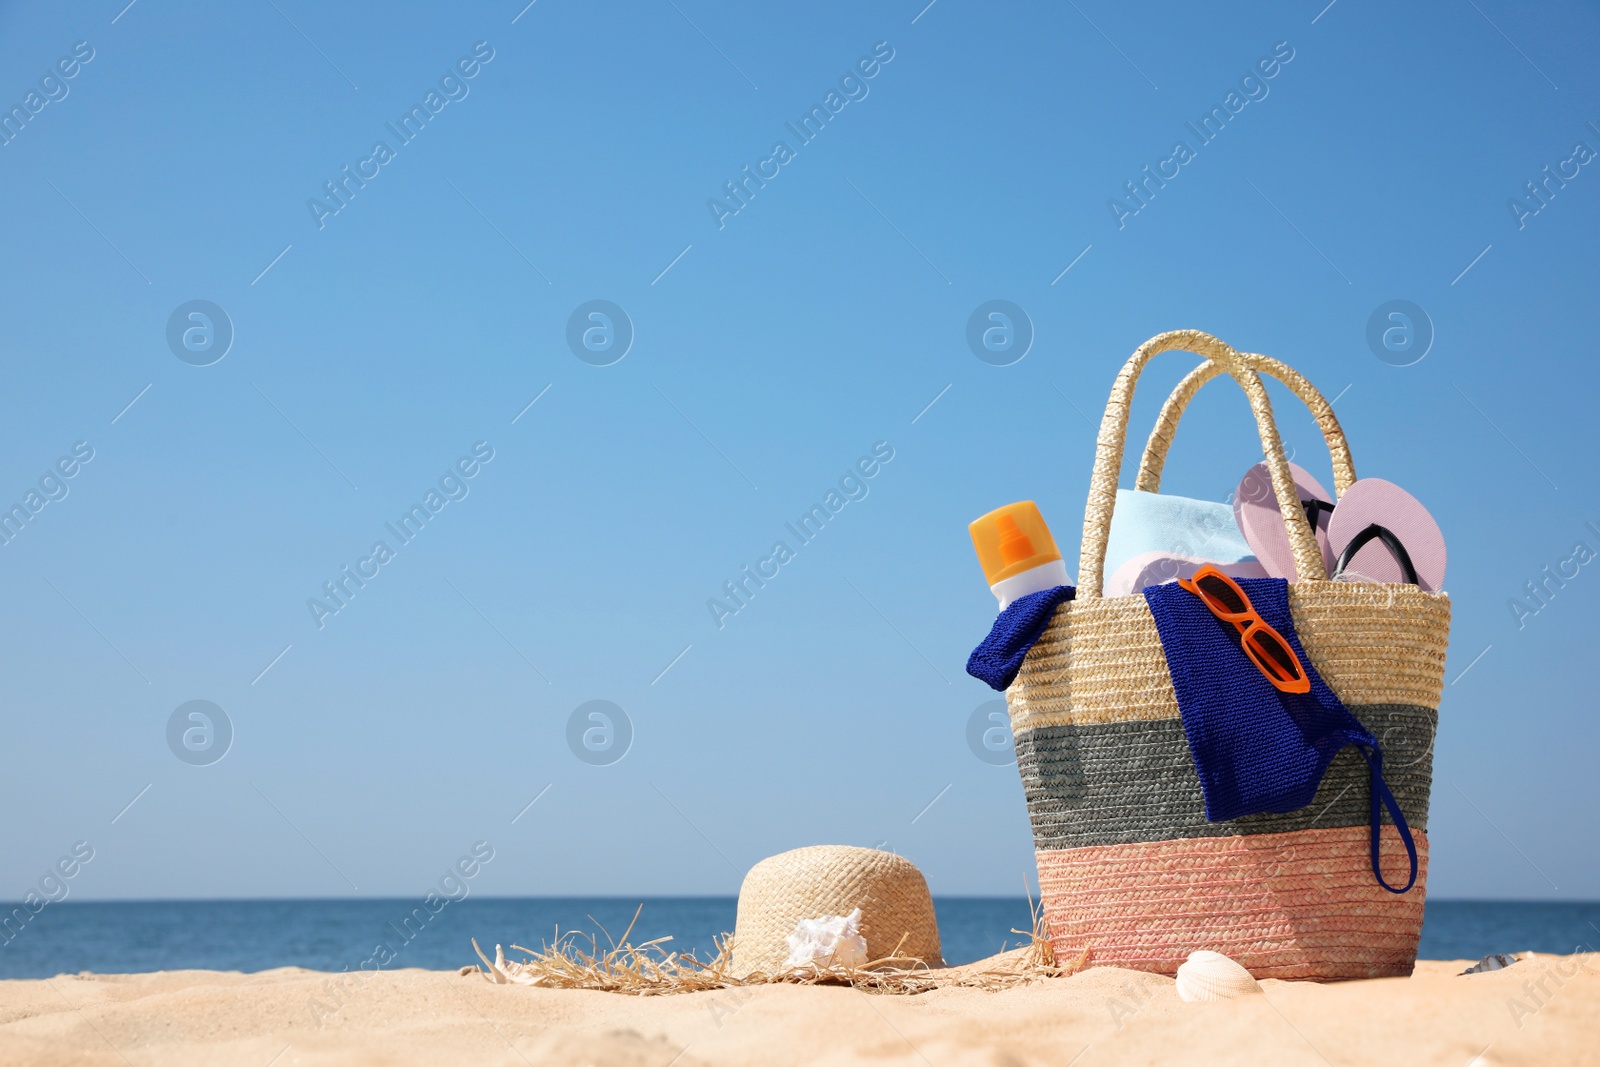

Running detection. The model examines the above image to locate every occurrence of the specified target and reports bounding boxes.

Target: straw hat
[730,845,942,976]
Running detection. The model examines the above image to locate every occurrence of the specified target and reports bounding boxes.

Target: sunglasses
[1177,565,1311,694]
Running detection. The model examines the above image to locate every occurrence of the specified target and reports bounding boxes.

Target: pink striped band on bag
[1035,824,1429,980]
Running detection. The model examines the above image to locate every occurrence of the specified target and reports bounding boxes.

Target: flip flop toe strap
[1332,523,1420,585]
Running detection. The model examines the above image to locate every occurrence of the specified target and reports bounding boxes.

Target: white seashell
[784,907,869,970]
[1175,950,1262,1002]
[481,943,543,986]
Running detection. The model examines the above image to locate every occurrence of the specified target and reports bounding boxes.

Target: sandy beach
[1,953,1594,1066]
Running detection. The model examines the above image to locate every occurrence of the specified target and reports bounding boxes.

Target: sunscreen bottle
[969,502,1071,610]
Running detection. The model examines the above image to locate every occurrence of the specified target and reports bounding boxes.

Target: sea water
[0,898,1594,980]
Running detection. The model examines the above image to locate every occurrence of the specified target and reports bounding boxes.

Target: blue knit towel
[965,586,1075,692]
[1143,577,1418,893]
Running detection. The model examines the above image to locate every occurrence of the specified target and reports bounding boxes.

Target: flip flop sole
[1233,461,1333,581]
[1106,551,1269,597]
[1326,478,1446,592]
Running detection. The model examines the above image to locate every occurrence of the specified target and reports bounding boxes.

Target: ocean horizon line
[12,894,1599,905]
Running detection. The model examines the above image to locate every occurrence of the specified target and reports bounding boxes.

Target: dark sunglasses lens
[1248,629,1301,679]
[1196,574,1246,614]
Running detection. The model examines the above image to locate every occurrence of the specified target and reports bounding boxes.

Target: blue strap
[1357,745,1419,894]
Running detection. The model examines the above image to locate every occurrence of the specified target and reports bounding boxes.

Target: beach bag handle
[1078,330,1326,597]
[1134,353,1357,498]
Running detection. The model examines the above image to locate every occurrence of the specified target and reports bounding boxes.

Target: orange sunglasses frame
[1176,564,1312,694]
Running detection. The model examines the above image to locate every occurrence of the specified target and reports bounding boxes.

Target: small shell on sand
[483,943,545,986]
[1175,950,1263,1003]
[1459,953,1518,975]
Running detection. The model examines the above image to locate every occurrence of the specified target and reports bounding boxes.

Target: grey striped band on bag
[1014,703,1436,852]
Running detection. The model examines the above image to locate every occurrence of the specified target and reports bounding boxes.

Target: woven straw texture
[730,846,942,977]
[1015,703,1435,850]
[1134,352,1357,496]
[1006,585,1449,733]
[1035,825,1429,979]
[1077,331,1328,595]
[1008,330,1449,980]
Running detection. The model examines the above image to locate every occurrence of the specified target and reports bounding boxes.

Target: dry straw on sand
[470,897,1083,996]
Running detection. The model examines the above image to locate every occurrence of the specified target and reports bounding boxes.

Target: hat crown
[730,845,942,976]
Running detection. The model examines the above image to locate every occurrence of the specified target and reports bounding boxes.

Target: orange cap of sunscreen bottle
[969,502,1071,609]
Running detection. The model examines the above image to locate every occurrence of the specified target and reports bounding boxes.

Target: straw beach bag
[1008,330,1449,980]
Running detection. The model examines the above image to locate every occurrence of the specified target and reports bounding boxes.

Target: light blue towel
[1102,489,1256,580]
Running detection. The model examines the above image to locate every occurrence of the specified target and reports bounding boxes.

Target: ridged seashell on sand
[1175,950,1263,1002]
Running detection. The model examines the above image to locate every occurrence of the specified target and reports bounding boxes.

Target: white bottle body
[990,558,1071,611]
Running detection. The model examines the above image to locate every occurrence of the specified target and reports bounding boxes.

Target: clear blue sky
[1,0,1595,903]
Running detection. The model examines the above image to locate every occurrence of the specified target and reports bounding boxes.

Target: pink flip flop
[1233,461,1334,581]
[1325,478,1446,591]
[1106,551,1268,597]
